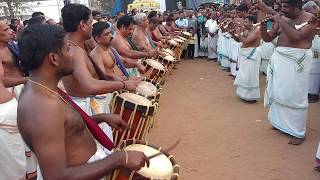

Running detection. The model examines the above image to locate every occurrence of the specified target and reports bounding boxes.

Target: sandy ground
[148,59,320,180]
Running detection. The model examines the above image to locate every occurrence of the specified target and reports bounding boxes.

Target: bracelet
[121,80,126,89]
[124,150,128,166]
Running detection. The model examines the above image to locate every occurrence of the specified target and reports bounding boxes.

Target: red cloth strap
[57,88,115,150]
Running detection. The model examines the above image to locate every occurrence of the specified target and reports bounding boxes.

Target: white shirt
[175,18,188,29]
[205,19,218,34]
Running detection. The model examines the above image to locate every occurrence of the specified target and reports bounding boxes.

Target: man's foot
[308,94,319,103]
[288,137,305,145]
[314,166,320,172]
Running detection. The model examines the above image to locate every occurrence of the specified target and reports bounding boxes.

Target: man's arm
[275,14,318,41]
[2,77,28,87]
[69,52,138,94]
[111,40,151,59]
[22,98,146,180]
[239,29,261,45]
[260,18,279,42]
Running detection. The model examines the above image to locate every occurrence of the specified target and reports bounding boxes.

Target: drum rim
[114,92,156,116]
[136,81,161,99]
[143,59,166,71]
[118,139,180,180]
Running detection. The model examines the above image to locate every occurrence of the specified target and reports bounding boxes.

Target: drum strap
[110,48,129,78]
[127,37,140,51]
[58,88,115,150]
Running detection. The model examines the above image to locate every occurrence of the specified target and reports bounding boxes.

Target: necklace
[28,79,70,106]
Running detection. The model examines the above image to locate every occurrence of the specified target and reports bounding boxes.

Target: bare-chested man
[231,15,262,102]
[61,4,142,147]
[258,0,318,145]
[112,15,157,60]
[132,13,159,51]
[90,22,146,81]
[0,21,27,88]
[0,44,26,180]
[17,24,148,180]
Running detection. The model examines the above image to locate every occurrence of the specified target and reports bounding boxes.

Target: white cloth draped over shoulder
[265,47,312,138]
[0,98,26,180]
[234,47,261,101]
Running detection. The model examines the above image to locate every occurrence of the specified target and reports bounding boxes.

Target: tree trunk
[5,0,15,19]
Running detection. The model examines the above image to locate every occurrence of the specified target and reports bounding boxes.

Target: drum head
[163,55,175,62]
[145,59,165,70]
[177,36,187,41]
[136,81,158,97]
[168,39,178,46]
[173,38,183,43]
[119,93,152,106]
[163,48,173,55]
[182,31,192,36]
[124,144,173,179]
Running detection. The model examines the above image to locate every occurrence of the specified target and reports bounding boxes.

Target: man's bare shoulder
[18,86,66,140]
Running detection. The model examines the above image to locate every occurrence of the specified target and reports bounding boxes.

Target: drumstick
[148,139,180,159]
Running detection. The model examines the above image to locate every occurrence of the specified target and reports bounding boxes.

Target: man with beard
[18,24,149,180]
[90,21,145,81]
[259,0,318,145]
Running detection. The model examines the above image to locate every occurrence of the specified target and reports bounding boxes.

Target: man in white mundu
[232,15,262,101]
[205,13,218,60]
[258,0,318,145]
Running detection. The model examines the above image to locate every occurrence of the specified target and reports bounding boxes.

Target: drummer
[17,24,149,180]
[111,15,157,60]
[90,21,146,80]
[132,13,159,51]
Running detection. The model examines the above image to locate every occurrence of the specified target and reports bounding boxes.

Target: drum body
[158,54,176,73]
[142,59,166,84]
[182,31,192,40]
[112,139,180,180]
[110,93,157,146]
[136,80,161,103]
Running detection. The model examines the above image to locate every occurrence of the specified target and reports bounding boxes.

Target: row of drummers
[104,31,193,180]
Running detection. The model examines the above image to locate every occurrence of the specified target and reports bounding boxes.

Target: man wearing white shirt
[175,12,188,29]
[205,13,218,60]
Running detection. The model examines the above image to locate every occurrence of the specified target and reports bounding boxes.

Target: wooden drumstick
[148,139,180,159]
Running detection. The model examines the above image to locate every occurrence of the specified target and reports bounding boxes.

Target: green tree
[0,0,40,18]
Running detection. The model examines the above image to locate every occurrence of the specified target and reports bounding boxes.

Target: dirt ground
[148,59,320,180]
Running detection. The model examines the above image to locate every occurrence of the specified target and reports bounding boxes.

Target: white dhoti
[208,34,217,59]
[308,35,320,95]
[219,33,231,69]
[217,30,222,62]
[71,95,113,154]
[260,41,275,74]
[265,47,312,138]
[37,143,108,180]
[194,34,199,58]
[199,36,208,57]
[0,98,26,180]
[234,47,261,101]
[230,39,241,76]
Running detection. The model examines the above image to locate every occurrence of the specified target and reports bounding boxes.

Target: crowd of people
[0,0,320,179]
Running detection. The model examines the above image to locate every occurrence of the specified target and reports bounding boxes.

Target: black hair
[28,16,46,26]
[23,20,29,26]
[61,3,91,32]
[9,24,17,32]
[236,3,249,12]
[32,11,45,18]
[117,11,124,16]
[282,0,303,8]
[148,17,159,25]
[148,11,158,19]
[92,10,101,17]
[92,21,110,39]
[10,18,18,25]
[18,24,66,71]
[246,15,257,24]
[117,15,134,29]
